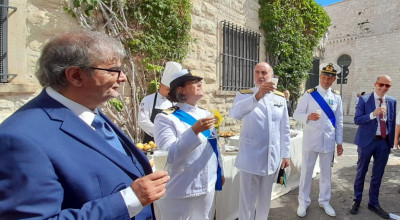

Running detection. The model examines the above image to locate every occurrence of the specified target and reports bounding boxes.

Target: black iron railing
[220,21,261,90]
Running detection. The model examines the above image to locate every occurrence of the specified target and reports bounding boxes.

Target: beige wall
[0,0,79,122]
[1,0,265,133]
[322,0,400,115]
[186,0,265,131]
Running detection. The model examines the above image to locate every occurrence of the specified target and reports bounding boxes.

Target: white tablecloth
[214,131,320,220]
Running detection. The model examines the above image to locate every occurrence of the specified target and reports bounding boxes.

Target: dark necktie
[379,98,387,138]
[92,114,127,155]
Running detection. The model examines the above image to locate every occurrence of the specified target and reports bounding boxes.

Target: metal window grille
[220,21,261,91]
[0,0,11,83]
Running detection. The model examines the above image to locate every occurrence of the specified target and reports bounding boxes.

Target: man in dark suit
[350,75,396,219]
[0,31,169,219]
[283,90,293,117]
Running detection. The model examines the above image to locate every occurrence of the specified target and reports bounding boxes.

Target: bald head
[254,62,274,87]
[374,75,392,98]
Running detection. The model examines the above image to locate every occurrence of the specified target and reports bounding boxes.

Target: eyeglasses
[377,83,391,88]
[88,67,125,78]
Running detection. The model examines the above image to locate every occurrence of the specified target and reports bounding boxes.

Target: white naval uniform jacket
[293,85,343,153]
[138,92,173,137]
[154,103,223,199]
[229,88,291,176]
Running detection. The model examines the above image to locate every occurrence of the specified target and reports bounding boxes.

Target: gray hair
[35,30,125,90]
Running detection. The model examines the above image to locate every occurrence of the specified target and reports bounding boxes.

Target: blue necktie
[92,114,127,155]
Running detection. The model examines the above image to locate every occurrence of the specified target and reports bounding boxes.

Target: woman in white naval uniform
[154,68,224,220]
[293,64,343,217]
[229,62,291,220]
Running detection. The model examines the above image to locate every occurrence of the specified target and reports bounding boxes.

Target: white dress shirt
[369,92,388,136]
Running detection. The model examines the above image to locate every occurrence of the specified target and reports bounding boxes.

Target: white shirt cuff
[370,112,376,120]
[120,187,143,218]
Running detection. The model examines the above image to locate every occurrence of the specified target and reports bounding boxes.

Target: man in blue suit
[0,31,169,219]
[350,75,396,219]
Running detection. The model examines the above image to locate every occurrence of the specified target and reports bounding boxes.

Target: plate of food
[136,141,157,153]
[219,131,235,137]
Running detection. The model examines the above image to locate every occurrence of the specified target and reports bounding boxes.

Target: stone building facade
[1,0,264,134]
[0,0,80,122]
[321,0,400,115]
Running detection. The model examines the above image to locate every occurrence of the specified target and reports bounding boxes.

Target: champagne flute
[153,149,169,199]
[153,150,169,172]
[207,111,217,139]
[381,101,387,121]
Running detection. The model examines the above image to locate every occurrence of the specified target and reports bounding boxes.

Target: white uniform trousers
[156,188,215,220]
[239,170,277,220]
[298,150,333,207]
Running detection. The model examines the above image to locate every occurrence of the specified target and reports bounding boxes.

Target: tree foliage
[259,0,330,102]
[64,0,192,141]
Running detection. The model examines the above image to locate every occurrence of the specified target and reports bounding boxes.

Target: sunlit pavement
[269,115,400,219]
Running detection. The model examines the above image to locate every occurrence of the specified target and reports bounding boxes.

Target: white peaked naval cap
[161,61,182,87]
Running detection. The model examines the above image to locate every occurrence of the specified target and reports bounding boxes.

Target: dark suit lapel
[38,91,144,178]
[366,93,376,112]
[386,98,395,133]
[365,93,379,133]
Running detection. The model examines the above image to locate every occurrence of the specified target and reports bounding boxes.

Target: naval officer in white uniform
[154,66,224,220]
[138,61,177,143]
[293,63,344,217]
[229,62,291,220]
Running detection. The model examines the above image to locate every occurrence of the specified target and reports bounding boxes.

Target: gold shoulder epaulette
[239,89,253,94]
[273,90,285,97]
[162,106,179,115]
[307,88,317,93]
[332,89,340,95]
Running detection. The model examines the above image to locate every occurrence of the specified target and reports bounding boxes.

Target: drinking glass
[270,76,279,87]
[153,150,168,172]
[381,101,387,121]
[153,149,169,200]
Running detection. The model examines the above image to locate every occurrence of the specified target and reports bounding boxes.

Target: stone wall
[1,0,264,134]
[0,0,80,122]
[186,0,265,132]
[322,0,400,115]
